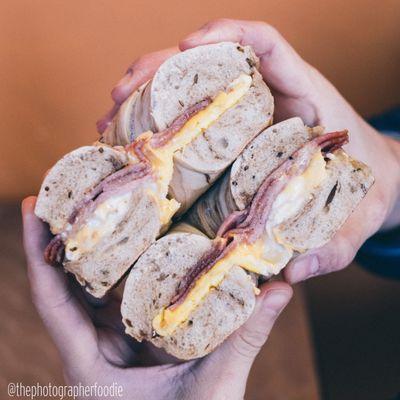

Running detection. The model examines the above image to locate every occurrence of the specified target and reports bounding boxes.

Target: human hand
[178,18,400,283]
[22,196,292,400]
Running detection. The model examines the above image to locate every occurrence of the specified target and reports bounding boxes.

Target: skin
[22,196,292,400]
[23,18,400,399]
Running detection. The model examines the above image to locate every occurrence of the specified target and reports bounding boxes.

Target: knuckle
[110,86,121,102]
[132,50,162,70]
[319,237,357,274]
[204,18,237,33]
[128,54,157,76]
[257,21,280,38]
[128,56,142,70]
[232,327,266,359]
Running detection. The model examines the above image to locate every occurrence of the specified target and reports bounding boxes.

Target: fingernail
[288,255,319,284]
[21,196,36,214]
[96,104,120,134]
[263,289,290,313]
[96,118,109,134]
[111,72,134,104]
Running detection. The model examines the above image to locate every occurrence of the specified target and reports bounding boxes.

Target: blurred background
[1,0,399,399]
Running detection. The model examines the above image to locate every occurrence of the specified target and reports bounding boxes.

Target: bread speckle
[124,319,133,327]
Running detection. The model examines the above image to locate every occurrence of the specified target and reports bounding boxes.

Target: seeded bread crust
[276,150,374,250]
[150,42,260,130]
[230,117,320,210]
[65,186,160,298]
[121,232,256,360]
[35,145,127,234]
[172,69,273,174]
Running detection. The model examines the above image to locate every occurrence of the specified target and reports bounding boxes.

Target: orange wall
[1,0,399,200]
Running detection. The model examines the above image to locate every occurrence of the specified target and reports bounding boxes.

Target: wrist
[380,135,400,230]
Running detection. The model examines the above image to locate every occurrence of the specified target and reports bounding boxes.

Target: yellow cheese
[140,73,252,198]
[152,151,328,336]
[146,190,180,228]
[152,241,265,337]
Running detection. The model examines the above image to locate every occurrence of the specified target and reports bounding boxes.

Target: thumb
[21,197,99,370]
[185,282,292,400]
[283,188,386,284]
[205,281,292,384]
[225,282,292,363]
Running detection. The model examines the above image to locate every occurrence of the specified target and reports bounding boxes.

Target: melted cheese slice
[152,151,328,336]
[139,73,252,198]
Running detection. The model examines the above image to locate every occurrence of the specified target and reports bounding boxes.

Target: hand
[178,18,400,283]
[22,196,292,400]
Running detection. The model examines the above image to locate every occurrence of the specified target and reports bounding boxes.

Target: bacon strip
[44,234,65,265]
[316,130,349,153]
[216,210,248,238]
[169,130,348,306]
[150,99,212,148]
[44,161,152,265]
[169,238,228,307]
[68,161,151,225]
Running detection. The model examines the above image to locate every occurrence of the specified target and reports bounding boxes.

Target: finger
[203,281,292,385]
[180,19,311,98]
[284,191,385,283]
[225,281,292,361]
[21,197,99,368]
[97,47,178,134]
[111,47,178,104]
[96,104,119,134]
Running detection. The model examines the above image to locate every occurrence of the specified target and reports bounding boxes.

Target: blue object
[355,107,400,277]
[357,227,400,278]
[369,106,400,133]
